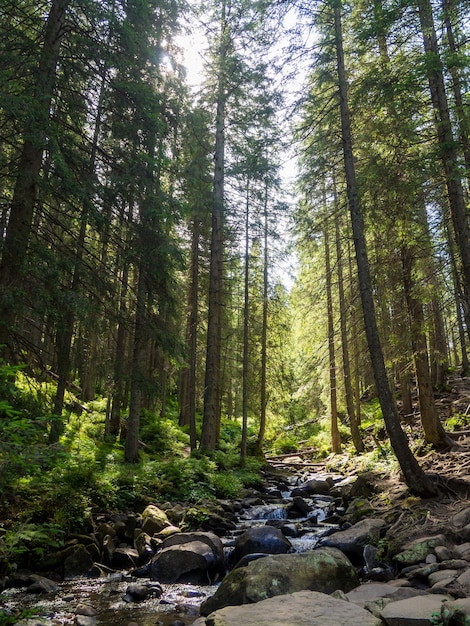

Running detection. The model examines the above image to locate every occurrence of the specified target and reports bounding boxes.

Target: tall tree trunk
[429,298,448,388]
[201,3,227,451]
[348,239,362,426]
[255,179,269,455]
[109,260,130,437]
[0,0,69,358]
[399,364,413,419]
[179,216,200,450]
[324,214,341,453]
[334,187,363,452]
[401,246,448,446]
[442,0,470,182]
[417,0,470,341]
[125,267,147,463]
[445,213,469,371]
[333,0,437,496]
[241,178,250,462]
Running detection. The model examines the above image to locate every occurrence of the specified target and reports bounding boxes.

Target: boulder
[346,581,426,606]
[150,532,225,584]
[108,547,139,569]
[141,505,171,535]
[379,593,449,626]
[302,478,333,496]
[11,573,59,594]
[197,590,382,626]
[344,498,375,523]
[441,597,470,625]
[393,535,449,567]
[453,507,470,529]
[182,501,237,534]
[200,547,359,615]
[154,524,181,540]
[290,496,313,517]
[320,518,386,560]
[231,526,292,565]
[134,531,154,562]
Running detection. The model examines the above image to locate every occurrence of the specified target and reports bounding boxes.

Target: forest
[0,0,469,545]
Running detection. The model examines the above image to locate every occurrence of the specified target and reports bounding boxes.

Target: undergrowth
[0,363,395,569]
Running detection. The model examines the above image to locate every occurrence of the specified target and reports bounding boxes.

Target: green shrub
[140,411,190,455]
[0,522,64,568]
[272,432,298,454]
[212,472,242,498]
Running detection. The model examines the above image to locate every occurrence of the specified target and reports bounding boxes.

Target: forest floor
[267,373,470,547]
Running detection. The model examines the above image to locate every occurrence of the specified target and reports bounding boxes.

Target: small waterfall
[240,504,289,521]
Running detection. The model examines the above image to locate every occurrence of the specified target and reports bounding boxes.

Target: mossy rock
[393,534,449,567]
[200,547,359,615]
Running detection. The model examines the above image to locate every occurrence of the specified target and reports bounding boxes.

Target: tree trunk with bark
[241,178,250,462]
[201,4,228,451]
[255,179,269,455]
[179,216,200,450]
[334,181,363,452]
[417,0,470,341]
[324,216,341,453]
[401,246,448,447]
[333,0,437,496]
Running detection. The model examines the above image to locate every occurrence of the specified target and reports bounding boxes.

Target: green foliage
[0,608,40,626]
[0,521,64,570]
[153,456,217,501]
[444,412,470,432]
[140,410,190,455]
[0,366,268,542]
[272,432,298,454]
[211,472,242,498]
[0,368,54,490]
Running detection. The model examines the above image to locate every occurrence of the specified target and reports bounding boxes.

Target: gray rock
[231,526,292,565]
[345,498,375,523]
[453,508,470,529]
[453,543,470,561]
[13,574,59,594]
[108,547,139,569]
[200,547,359,615]
[346,581,413,606]
[150,534,224,584]
[122,583,150,603]
[320,518,386,559]
[149,531,225,584]
[428,570,459,586]
[302,478,333,496]
[456,569,470,586]
[393,535,449,567]
[75,603,98,616]
[441,597,470,625]
[436,546,454,562]
[379,593,449,625]
[201,590,382,625]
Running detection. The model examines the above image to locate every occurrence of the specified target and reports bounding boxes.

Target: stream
[1,471,344,626]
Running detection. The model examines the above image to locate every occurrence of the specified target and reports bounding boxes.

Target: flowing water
[1,473,340,626]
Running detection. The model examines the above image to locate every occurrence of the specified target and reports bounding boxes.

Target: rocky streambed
[3,467,470,625]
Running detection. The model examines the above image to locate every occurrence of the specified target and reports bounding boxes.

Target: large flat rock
[194,590,382,626]
[380,594,449,625]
